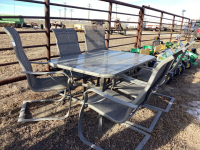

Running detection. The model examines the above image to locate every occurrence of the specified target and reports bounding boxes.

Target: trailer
[0,15,24,28]
[0,14,43,29]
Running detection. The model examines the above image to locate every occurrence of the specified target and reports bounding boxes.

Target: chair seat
[136,69,152,82]
[114,80,145,99]
[87,89,134,123]
[32,76,70,92]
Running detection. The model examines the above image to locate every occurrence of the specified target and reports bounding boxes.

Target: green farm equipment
[0,15,25,28]
[0,14,43,29]
[170,38,198,68]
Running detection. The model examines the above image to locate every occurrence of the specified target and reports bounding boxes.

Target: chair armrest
[21,70,66,75]
[140,66,153,71]
[85,88,138,109]
[30,61,48,64]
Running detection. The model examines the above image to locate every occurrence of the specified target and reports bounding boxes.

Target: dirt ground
[0,27,200,150]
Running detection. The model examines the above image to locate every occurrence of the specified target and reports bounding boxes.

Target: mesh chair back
[3,27,37,90]
[133,55,174,105]
[53,28,81,57]
[170,50,183,72]
[83,25,106,52]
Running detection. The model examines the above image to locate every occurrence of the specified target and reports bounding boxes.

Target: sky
[0,0,200,25]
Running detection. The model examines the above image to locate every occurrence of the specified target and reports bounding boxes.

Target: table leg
[112,78,116,87]
[107,78,111,83]
[97,77,100,86]
[100,78,107,91]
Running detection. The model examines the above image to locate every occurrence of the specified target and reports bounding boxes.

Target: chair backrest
[3,27,37,90]
[52,28,81,57]
[132,55,174,105]
[170,49,183,72]
[83,25,106,52]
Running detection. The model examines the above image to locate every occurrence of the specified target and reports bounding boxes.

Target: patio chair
[53,28,97,92]
[78,55,174,149]
[83,25,107,52]
[83,25,113,86]
[52,28,84,78]
[3,27,75,122]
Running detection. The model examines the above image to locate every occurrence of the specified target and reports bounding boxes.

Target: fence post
[185,19,190,41]
[179,18,184,35]
[187,20,192,41]
[45,0,50,71]
[134,8,142,48]
[158,12,163,37]
[170,15,175,42]
[137,6,144,48]
[106,2,112,49]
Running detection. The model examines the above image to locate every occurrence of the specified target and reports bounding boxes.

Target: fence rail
[0,0,192,86]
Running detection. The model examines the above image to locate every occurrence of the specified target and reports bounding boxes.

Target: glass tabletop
[49,50,155,78]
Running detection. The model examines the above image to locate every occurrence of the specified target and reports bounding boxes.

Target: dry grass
[0,26,200,150]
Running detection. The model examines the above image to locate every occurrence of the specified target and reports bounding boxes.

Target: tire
[21,23,26,28]
[179,63,185,74]
[191,48,197,54]
[166,74,173,84]
[185,61,191,69]
[174,68,179,76]
[40,24,43,29]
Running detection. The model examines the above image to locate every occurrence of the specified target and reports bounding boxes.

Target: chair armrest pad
[21,71,65,75]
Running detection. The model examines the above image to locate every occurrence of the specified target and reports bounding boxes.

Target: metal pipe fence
[0,0,191,86]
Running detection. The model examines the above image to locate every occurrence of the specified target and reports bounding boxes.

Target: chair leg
[83,78,87,92]
[78,104,103,150]
[121,123,151,150]
[18,89,73,122]
[143,92,175,112]
[126,107,162,133]
[98,115,103,133]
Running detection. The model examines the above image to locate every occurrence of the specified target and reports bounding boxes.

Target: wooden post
[179,18,184,35]
[45,0,50,71]
[137,6,144,48]
[106,2,112,49]
[187,20,192,41]
[185,19,190,41]
[134,8,142,48]
[170,15,175,42]
[158,12,163,37]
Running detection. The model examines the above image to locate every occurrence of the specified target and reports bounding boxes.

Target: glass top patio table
[48,50,155,78]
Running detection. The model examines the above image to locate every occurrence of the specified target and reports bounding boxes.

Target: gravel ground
[0,27,200,150]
